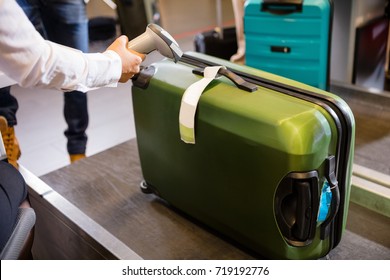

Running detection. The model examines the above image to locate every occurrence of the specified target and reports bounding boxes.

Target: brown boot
[69,153,86,163]
[0,116,21,169]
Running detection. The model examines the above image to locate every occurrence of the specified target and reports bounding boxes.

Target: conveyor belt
[23,139,389,259]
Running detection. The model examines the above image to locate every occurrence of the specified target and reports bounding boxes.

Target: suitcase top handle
[192,67,258,93]
[261,0,303,15]
[179,66,257,144]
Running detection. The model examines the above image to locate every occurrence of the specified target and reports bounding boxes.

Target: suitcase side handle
[192,68,258,92]
[292,181,312,241]
[261,0,303,15]
[274,171,319,247]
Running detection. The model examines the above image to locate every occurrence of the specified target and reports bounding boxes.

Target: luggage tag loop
[179,66,257,144]
[192,67,257,92]
[179,66,224,144]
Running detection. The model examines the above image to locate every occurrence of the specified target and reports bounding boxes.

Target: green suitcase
[131,52,355,259]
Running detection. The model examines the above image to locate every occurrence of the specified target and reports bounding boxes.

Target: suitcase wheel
[140,180,154,194]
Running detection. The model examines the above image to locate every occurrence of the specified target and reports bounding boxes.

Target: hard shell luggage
[194,0,238,60]
[194,27,238,60]
[244,0,333,90]
[115,0,148,40]
[88,17,117,41]
[131,51,355,259]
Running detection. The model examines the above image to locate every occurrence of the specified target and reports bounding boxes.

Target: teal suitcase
[131,52,355,259]
[244,0,333,90]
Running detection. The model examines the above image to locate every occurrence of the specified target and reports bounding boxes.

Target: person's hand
[107,35,146,83]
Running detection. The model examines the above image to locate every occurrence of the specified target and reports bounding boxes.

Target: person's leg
[0,87,18,127]
[42,0,89,162]
[230,0,246,64]
[4,0,49,169]
[0,161,28,253]
[0,87,21,168]
[63,91,88,157]
[16,0,48,38]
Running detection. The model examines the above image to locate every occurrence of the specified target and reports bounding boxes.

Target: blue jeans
[0,0,89,155]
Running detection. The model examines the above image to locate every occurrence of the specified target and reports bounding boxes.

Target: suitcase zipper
[179,53,354,251]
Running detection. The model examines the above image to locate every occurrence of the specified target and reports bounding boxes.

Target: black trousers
[0,161,28,251]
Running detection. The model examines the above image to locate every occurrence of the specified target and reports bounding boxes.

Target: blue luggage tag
[317,180,332,222]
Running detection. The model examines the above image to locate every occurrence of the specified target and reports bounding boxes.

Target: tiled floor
[13,81,135,176]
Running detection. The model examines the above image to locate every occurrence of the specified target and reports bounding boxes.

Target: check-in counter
[19,139,390,260]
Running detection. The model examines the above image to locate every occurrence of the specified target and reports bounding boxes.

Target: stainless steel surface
[19,165,143,260]
[38,139,390,260]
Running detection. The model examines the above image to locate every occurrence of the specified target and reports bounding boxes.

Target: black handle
[132,66,156,89]
[274,171,319,246]
[192,68,258,92]
[122,0,134,6]
[261,0,303,15]
[271,46,291,53]
[291,181,312,241]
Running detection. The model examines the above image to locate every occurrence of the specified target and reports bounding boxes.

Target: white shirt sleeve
[0,0,122,92]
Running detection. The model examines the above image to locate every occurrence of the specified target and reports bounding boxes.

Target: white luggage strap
[179,65,258,144]
[179,66,224,144]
